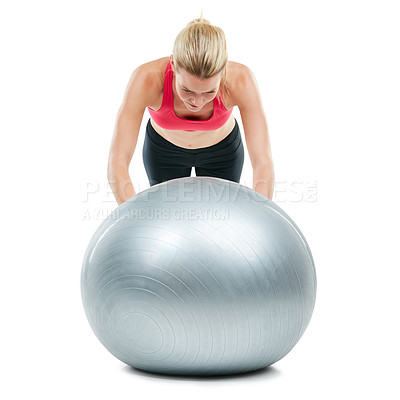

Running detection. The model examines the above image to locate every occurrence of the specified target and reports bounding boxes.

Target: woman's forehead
[175,70,220,92]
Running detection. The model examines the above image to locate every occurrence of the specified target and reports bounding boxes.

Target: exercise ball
[81,177,316,376]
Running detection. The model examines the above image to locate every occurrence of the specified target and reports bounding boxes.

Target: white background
[1,0,399,398]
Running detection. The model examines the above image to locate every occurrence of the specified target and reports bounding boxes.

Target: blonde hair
[172,12,229,98]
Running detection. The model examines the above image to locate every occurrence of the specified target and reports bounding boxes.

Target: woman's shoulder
[125,57,170,107]
[225,61,258,107]
[226,60,249,72]
[134,57,169,85]
[138,57,170,70]
[226,61,254,89]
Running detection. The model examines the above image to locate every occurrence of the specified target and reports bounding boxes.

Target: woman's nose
[189,94,202,105]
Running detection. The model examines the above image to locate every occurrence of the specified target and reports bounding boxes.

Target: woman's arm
[107,65,158,205]
[233,65,275,199]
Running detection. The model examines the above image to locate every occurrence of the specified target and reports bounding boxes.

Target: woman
[107,15,274,205]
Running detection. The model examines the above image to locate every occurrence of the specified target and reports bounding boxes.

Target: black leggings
[143,118,244,186]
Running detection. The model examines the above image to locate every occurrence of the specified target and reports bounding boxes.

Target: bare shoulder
[123,57,169,108]
[226,60,251,75]
[227,61,255,84]
[135,57,169,86]
[226,61,261,109]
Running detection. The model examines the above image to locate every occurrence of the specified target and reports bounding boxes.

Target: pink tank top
[148,61,233,132]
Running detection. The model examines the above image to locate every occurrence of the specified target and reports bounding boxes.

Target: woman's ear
[169,55,175,72]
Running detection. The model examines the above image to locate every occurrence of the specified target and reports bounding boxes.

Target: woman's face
[174,67,221,113]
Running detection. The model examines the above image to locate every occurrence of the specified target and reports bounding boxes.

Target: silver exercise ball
[81,177,316,376]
